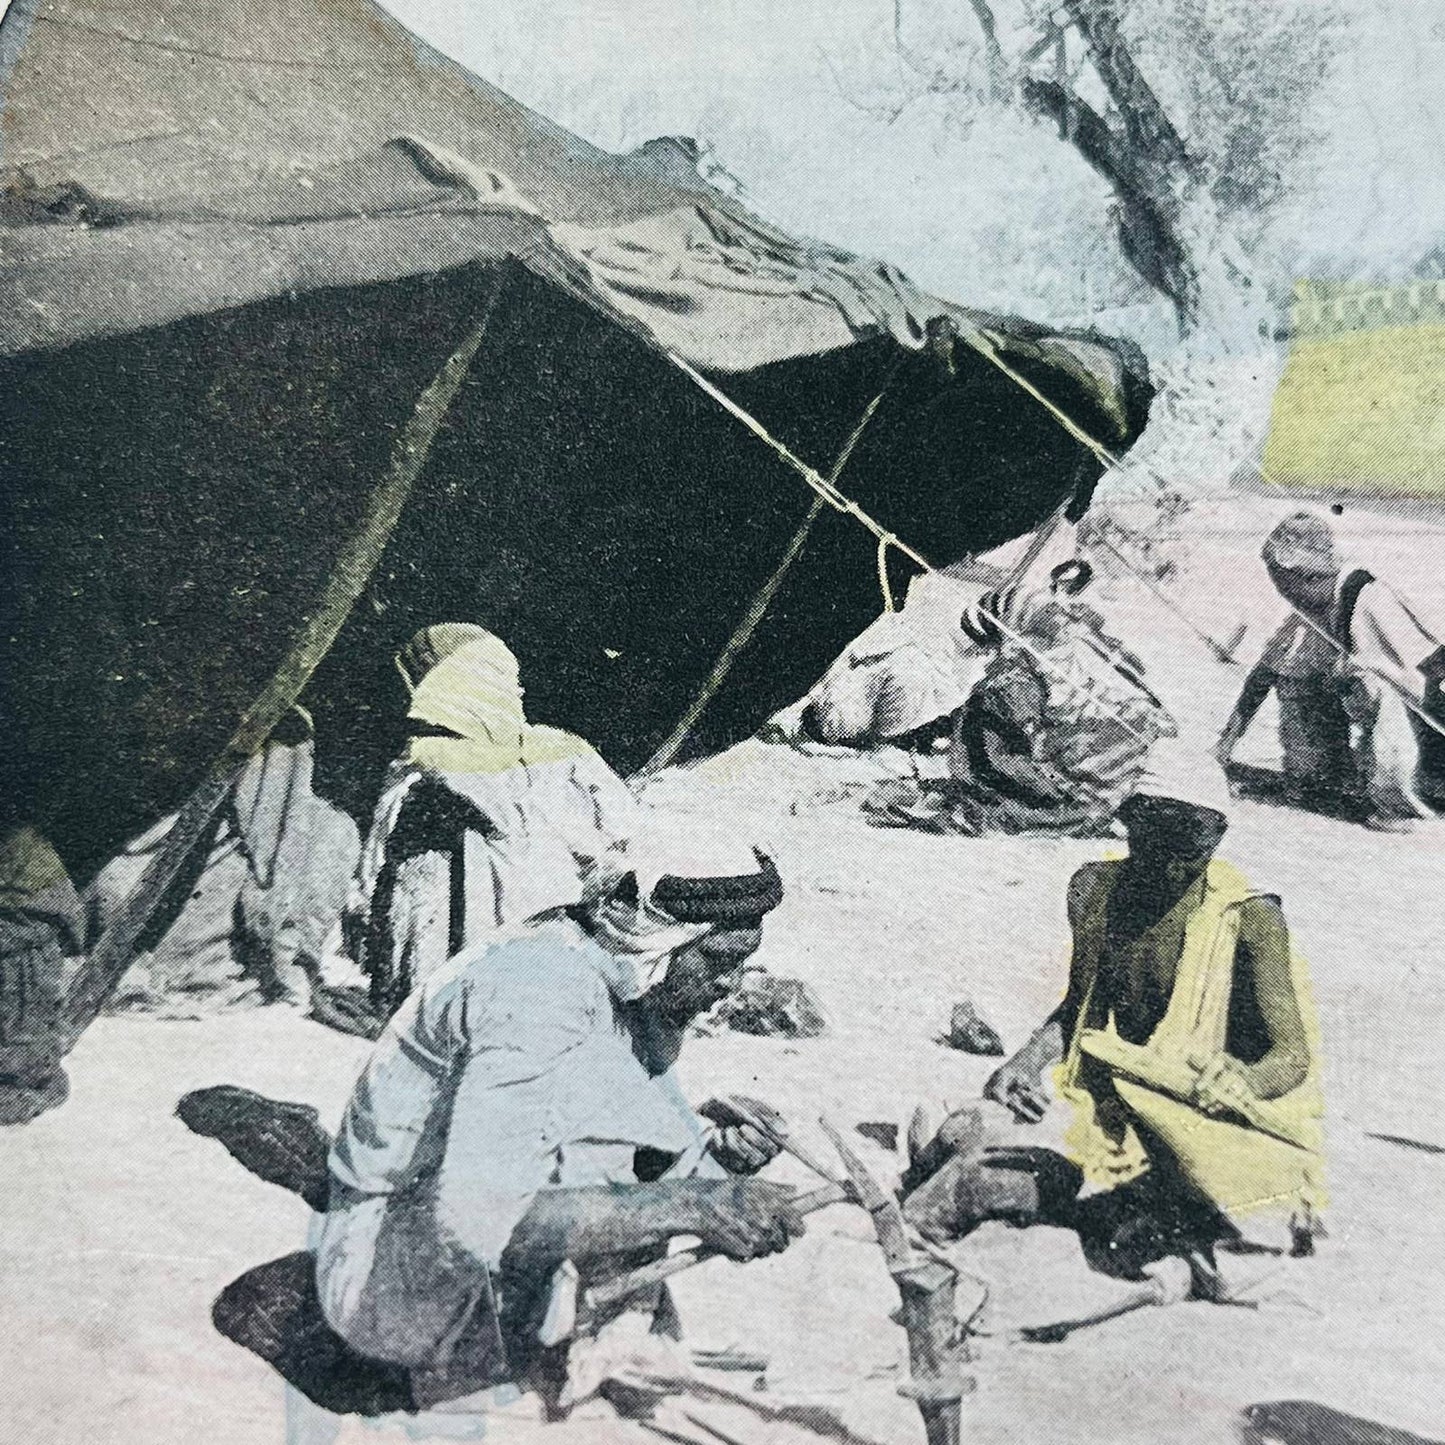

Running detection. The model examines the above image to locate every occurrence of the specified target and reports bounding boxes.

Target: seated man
[354,624,638,1018]
[903,792,1323,1278]
[316,833,802,1409]
[86,707,360,1014]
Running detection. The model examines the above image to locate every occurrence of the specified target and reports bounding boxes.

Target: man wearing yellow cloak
[904,792,1324,1278]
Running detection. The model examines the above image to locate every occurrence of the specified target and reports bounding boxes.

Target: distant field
[1264,279,1445,496]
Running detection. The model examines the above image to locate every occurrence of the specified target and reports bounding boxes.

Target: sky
[379,0,1445,331]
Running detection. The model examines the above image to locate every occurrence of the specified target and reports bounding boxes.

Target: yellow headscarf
[397,627,528,775]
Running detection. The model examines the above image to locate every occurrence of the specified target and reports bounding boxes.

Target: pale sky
[380,0,1445,330]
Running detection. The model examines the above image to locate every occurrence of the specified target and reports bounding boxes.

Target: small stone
[709,968,827,1038]
[947,1001,1004,1056]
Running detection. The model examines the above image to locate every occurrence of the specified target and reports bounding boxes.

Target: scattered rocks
[946,1000,1004,1056]
[707,968,827,1038]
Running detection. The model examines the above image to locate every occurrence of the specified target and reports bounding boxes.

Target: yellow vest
[1056,858,1326,1223]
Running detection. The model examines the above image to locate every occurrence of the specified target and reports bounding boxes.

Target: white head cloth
[583,810,774,1000]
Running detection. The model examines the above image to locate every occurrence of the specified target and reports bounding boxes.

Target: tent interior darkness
[1,257,1149,876]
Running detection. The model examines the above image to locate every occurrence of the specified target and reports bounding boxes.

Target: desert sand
[4,498,1444,1445]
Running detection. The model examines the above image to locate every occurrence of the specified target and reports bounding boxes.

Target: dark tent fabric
[0,0,1153,879]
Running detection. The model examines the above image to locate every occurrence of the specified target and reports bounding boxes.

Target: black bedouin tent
[0,0,1152,888]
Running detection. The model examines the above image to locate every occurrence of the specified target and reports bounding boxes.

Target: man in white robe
[317,836,797,1410]
[353,625,638,1016]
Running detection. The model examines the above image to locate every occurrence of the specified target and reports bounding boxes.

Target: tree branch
[1018,77,1139,195]
[1021,76,1196,321]
[964,0,1010,99]
[1054,0,1199,181]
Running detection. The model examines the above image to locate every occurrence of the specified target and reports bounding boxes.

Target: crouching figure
[316,832,801,1409]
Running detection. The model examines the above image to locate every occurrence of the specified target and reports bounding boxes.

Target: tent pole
[61,270,509,1045]
[639,368,899,775]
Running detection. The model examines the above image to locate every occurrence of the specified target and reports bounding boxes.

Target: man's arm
[1216,650,1284,761]
[983,867,1096,1121]
[501,1178,803,1277]
[1233,897,1310,1099]
[1195,897,1309,1113]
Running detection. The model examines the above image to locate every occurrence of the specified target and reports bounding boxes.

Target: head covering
[583,818,785,998]
[399,627,528,774]
[1117,793,1228,861]
[1262,513,1340,576]
[652,851,783,925]
[395,623,498,693]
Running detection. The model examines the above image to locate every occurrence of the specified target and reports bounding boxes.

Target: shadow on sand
[178,1084,415,1415]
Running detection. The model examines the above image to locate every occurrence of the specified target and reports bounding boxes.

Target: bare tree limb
[1053,0,1199,180]
[964,0,1010,99]
[1021,76,1196,320]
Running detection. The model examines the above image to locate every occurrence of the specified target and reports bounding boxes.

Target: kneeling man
[317,834,801,1407]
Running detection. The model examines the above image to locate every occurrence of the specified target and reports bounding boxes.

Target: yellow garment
[1056,857,1325,1222]
[401,632,599,776]
[0,827,71,907]
[403,633,528,774]
[395,624,502,693]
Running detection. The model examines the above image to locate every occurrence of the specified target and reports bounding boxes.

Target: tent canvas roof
[0,0,1153,877]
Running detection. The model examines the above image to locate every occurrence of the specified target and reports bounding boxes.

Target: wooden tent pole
[638,368,899,776]
[61,272,508,1045]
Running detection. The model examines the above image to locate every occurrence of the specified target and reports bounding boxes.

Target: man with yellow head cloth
[354,625,637,1017]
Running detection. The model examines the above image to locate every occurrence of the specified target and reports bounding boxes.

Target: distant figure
[354,625,637,1018]
[317,836,796,1410]
[86,708,360,1015]
[1217,513,1445,825]
[904,793,1324,1273]
[0,826,83,1122]
[939,563,1175,835]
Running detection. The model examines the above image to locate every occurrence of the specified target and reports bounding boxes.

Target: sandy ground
[4,499,1445,1445]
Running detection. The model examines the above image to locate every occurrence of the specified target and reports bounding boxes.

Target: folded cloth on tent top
[550,202,935,367]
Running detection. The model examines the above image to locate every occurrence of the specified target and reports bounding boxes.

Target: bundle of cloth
[776,572,995,753]
[868,565,1177,836]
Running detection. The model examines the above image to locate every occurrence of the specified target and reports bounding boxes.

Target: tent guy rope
[658,348,1168,761]
[641,369,899,774]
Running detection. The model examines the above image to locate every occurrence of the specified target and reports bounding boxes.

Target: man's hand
[698,1096,786,1175]
[692,1179,805,1261]
[984,1056,1050,1124]
[1191,1054,1256,1119]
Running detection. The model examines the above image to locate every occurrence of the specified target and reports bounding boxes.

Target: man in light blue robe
[316,839,797,1408]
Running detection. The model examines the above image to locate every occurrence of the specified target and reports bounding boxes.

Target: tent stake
[61,270,509,1045]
